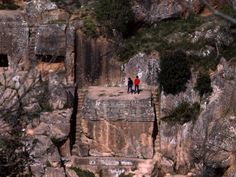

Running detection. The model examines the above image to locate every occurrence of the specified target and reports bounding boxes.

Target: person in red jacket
[134,76,140,94]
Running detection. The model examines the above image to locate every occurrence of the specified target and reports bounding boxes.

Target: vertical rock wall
[75,30,122,88]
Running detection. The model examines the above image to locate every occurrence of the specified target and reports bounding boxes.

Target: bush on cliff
[162,102,200,124]
[194,72,213,98]
[0,1,19,10]
[71,167,95,177]
[82,16,97,38]
[159,50,191,95]
[95,0,134,36]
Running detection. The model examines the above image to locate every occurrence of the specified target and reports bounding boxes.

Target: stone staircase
[71,156,152,177]
[72,88,88,155]
[29,26,37,60]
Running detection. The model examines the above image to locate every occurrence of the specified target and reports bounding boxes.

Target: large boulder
[124,52,160,88]
[27,109,72,171]
[39,109,72,142]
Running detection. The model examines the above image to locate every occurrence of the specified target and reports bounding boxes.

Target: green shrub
[194,73,213,98]
[0,2,20,10]
[95,0,134,36]
[70,167,95,177]
[82,16,97,38]
[159,50,191,95]
[162,102,200,124]
[119,173,133,177]
[219,5,236,20]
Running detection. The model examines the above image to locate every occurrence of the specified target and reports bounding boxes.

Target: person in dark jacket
[134,76,140,94]
[127,77,133,93]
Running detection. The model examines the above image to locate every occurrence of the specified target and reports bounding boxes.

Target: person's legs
[137,85,139,94]
[135,85,138,93]
[128,86,132,93]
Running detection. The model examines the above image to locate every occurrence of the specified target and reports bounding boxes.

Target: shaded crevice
[152,100,158,154]
[70,85,78,149]
[70,30,78,149]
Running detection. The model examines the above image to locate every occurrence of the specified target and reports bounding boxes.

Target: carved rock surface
[79,86,155,158]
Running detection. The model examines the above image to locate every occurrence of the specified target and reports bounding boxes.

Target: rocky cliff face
[1,0,236,177]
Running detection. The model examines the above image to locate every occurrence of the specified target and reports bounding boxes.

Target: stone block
[77,86,155,159]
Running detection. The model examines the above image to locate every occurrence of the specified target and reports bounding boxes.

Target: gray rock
[40,109,72,142]
[25,0,58,24]
[124,52,160,87]
[45,167,66,177]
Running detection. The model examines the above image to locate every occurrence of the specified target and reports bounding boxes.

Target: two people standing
[127,76,140,94]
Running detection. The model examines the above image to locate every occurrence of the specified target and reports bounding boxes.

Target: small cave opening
[36,55,65,63]
[0,54,8,67]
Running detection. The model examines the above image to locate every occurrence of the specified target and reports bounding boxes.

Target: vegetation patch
[119,16,204,60]
[71,167,95,177]
[222,43,236,61]
[194,72,213,98]
[0,2,20,10]
[0,137,29,177]
[82,16,97,38]
[159,50,191,95]
[95,0,134,36]
[119,173,134,177]
[219,5,236,20]
[162,102,200,124]
[188,52,220,72]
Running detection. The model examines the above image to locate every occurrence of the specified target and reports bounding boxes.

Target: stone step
[71,156,153,177]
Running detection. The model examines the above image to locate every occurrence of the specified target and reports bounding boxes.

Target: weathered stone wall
[0,11,28,70]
